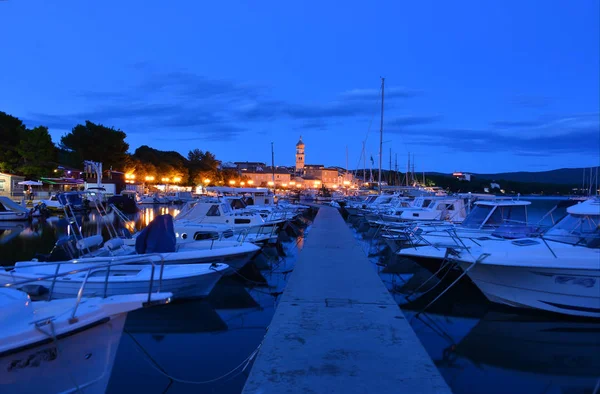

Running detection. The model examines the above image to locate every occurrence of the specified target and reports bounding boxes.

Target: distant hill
[473,167,599,185]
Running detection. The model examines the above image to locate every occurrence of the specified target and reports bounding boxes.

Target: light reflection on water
[0,205,184,265]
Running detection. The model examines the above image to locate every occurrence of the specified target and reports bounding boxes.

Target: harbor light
[173,177,182,183]
[161,177,170,183]
[240,181,245,186]
[229,180,236,185]
[247,180,254,185]
[145,176,155,182]
[125,173,136,180]
[267,181,274,186]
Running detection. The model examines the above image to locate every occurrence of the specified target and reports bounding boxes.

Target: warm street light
[247,180,254,185]
[125,173,136,180]
[267,181,274,186]
[145,176,155,181]
[240,181,245,186]
[282,183,288,187]
[289,181,295,186]
[343,180,350,186]
[203,179,210,184]
[229,180,236,185]
[173,177,182,183]
[162,177,170,183]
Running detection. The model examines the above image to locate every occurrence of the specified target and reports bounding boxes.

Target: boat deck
[242,206,451,394]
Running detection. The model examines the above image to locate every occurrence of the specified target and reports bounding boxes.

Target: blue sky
[1,0,598,173]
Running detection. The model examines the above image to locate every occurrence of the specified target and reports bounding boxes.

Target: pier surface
[242,206,451,394]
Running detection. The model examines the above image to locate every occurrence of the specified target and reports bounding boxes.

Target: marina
[1,2,599,391]
[0,194,598,393]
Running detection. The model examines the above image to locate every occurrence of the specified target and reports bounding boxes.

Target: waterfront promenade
[242,206,451,394]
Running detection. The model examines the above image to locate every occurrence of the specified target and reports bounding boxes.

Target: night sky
[1,0,598,173]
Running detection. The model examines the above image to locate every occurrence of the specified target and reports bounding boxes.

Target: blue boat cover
[135,214,177,254]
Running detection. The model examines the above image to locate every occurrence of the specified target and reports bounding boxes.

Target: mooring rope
[125,329,262,385]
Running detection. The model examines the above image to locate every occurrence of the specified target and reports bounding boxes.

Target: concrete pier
[242,206,451,394]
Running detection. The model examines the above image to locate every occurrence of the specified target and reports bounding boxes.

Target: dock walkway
[243,206,451,394]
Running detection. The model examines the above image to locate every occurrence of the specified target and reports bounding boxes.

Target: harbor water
[1,198,598,393]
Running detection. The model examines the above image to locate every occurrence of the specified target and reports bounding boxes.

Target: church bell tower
[295,136,305,174]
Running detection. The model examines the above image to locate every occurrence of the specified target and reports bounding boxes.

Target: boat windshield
[462,205,528,229]
[462,205,494,228]
[544,213,600,248]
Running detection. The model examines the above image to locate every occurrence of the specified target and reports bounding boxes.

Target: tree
[0,112,26,173]
[188,149,221,185]
[60,121,129,170]
[17,126,57,178]
[133,145,189,184]
[187,149,220,171]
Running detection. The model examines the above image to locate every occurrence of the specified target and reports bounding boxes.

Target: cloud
[400,114,600,156]
[340,87,420,100]
[26,71,423,142]
[387,115,442,127]
[490,120,545,128]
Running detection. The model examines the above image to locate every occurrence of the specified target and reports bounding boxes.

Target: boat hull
[460,263,600,318]
[0,313,127,394]
[0,267,225,300]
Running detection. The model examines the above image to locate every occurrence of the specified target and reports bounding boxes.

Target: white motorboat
[138,193,169,204]
[176,201,282,240]
[0,287,171,394]
[379,196,468,224]
[223,196,299,222]
[0,197,30,221]
[396,199,533,258]
[451,197,600,318]
[173,221,276,245]
[343,195,379,216]
[53,198,260,273]
[0,258,228,300]
[166,191,195,204]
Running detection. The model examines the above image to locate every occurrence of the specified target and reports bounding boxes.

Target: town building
[0,172,25,198]
[242,166,292,187]
[452,172,473,181]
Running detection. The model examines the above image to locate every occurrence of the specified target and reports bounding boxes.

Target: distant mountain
[473,167,599,185]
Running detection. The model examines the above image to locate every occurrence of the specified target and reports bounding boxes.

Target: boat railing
[2,253,168,313]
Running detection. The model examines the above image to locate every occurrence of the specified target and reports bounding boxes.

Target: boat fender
[104,238,125,251]
[76,235,104,250]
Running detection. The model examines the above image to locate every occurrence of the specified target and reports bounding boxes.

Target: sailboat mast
[378,77,385,195]
[362,141,366,184]
[271,142,275,190]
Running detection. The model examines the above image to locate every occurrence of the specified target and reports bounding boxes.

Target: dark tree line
[0,111,232,185]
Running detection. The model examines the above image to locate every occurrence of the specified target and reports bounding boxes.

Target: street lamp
[240,181,245,186]
[247,180,254,185]
[229,180,236,186]
[145,176,155,182]
[203,178,210,185]
[173,177,182,183]
[267,181,274,186]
